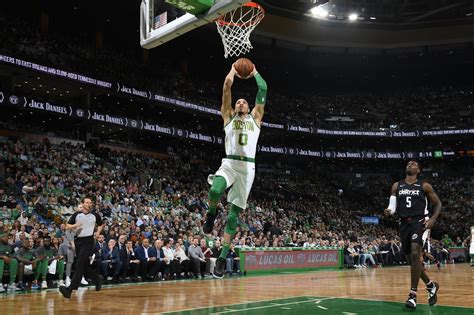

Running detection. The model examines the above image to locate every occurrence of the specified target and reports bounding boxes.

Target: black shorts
[400,217,425,255]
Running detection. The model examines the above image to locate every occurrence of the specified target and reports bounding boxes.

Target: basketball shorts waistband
[400,215,425,224]
[226,155,255,163]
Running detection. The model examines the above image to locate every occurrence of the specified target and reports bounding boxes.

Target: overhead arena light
[348,13,358,21]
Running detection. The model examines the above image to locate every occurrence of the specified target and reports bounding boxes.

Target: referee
[59,197,104,299]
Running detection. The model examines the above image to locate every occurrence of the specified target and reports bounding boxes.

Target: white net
[215,2,265,59]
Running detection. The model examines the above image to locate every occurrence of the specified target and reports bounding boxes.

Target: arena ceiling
[252,0,474,49]
[261,0,474,23]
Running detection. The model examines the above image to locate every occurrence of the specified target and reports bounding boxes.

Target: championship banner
[240,248,342,272]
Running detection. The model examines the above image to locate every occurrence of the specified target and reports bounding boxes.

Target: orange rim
[216,2,265,27]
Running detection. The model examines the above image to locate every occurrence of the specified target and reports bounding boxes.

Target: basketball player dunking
[384,160,441,310]
[203,62,267,279]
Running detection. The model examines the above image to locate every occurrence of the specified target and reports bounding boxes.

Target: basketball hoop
[215,2,265,59]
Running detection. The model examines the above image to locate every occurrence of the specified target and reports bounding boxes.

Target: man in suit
[120,240,140,281]
[379,239,391,266]
[93,234,106,272]
[135,238,157,280]
[117,234,126,252]
[152,239,165,280]
[101,239,122,282]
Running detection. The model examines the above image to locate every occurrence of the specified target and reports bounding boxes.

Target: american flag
[154,12,168,29]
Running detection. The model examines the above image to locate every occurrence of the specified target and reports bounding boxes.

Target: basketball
[234,58,254,78]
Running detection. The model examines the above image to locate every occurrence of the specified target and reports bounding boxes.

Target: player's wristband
[254,73,267,105]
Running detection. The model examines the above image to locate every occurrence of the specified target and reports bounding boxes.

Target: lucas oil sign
[243,249,340,271]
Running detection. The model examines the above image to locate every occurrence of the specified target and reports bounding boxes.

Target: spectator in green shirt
[0,206,11,221]
[0,232,22,292]
[24,202,35,216]
[441,234,453,247]
[35,236,65,289]
[14,239,41,290]
[11,205,21,221]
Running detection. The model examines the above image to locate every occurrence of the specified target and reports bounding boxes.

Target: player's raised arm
[250,67,267,126]
[221,65,237,125]
[384,182,399,216]
[423,182,442,229]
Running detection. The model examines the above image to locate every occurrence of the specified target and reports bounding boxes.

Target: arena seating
[0,137,472,286]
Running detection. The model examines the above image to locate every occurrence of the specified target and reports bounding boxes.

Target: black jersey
[395,179,428,218]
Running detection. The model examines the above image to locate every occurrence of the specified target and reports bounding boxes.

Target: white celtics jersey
[224,114,260,159]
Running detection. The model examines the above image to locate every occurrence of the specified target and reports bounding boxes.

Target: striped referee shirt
[68,211,103,238]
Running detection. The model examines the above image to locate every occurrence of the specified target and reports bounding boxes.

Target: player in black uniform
[384,160,441,310]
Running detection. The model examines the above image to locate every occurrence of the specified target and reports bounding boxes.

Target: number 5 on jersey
[239,133,248,146]
[406,196,412,208]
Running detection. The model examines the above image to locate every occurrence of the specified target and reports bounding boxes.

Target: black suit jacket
[121,247,139,263]
[102,246,121,263]
[94,241,106,259]
[154,246,165,262]
[119,246,128,263]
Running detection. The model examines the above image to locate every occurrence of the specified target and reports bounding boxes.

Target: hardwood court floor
[1,264,472,314]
